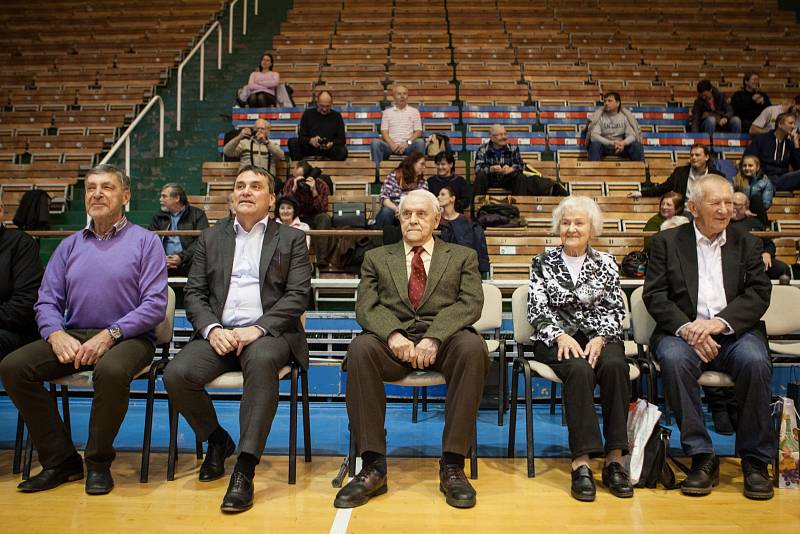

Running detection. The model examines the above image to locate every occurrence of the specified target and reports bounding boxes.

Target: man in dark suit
[333,189,489,510]
[629,144,724,200]
[643,174,775,500]
[164,165,311,513]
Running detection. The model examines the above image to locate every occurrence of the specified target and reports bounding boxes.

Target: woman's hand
[585,336,605,368]
[555,334,584,361]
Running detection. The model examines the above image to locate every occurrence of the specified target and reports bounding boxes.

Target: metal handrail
[177,20,222,131]
[99,95,164,175]
[228,0,249,54]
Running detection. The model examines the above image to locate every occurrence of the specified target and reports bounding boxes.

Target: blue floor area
[0,397,735,458]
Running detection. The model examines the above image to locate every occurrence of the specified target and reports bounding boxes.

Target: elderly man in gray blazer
[164,165,311,514]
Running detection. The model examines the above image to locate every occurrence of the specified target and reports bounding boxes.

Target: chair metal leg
[139,364,158,483]
[422,386,428,412]
[523,360,535,478]
[412,386,419,423]
[497,341,507,426]
[22,430,33,480]
[301,368,312,462]
[507,358,522,458]
[60,386,71,440]
[166,399,179,481]
[13,413,24,474]
[288,365,299,485]
[549,382,557,415]
[469,421,478,480]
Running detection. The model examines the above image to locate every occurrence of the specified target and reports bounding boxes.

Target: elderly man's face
[400,194,440,247]
[732,192,749,221]
[559,208,591,253]
[85,172,129,221]
[689,180,733,238]
[233,170,274,221]
[253,119,269,142]
[490,127,508,147]
[159,187,182,214]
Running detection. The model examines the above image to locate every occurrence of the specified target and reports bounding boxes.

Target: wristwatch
[107,324,122,343]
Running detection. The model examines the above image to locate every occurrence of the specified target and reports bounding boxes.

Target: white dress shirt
[403,238,434,280]
[202,216,270,339]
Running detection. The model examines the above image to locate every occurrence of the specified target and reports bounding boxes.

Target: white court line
[329,457,362,534]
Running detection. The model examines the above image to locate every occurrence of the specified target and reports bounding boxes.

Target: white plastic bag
[625,398,662,484]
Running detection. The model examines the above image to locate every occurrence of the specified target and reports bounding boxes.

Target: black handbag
[332,202,367,228]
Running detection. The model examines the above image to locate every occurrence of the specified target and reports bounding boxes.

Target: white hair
[687,174,733,204]
[489,124,505,134]
[660,215,690,231]
[550,196,604,237]
[397,189,441,216]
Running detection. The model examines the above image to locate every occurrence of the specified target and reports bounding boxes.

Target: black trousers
[288,137,348,161]
[163,335,291,459]
[0,328,35,360]
[247,91,276,108]
[343,330,489,457]
[472,170,561,197]
[533,332,630,459]
[0,330,154,469]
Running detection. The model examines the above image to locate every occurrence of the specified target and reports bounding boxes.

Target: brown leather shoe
[439,461,476,508]
[333,464,388,509]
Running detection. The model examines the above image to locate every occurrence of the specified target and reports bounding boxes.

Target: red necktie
[408,246,427,309]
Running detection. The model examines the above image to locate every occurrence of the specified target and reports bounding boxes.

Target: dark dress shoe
[602,462,633,498]
[439,461,476,508]
[220,471,254,513]
[742,457,774,500]
[333,464,388,509]
[712,411,735,435]
[199,435,236,482]
[17,462,84,493]
[570,465,596,502]
[681,453,719,496]
[85,468,114,495]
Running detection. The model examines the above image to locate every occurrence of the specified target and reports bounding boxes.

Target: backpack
[425,134,450,157]
[635,425,680,489]
[476,203,523,228]
[621,250,649,278]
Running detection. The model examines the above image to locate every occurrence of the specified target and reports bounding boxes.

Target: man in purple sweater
[0,164,167,495]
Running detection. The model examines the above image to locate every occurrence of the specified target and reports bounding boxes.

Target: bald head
[732,191,749,221]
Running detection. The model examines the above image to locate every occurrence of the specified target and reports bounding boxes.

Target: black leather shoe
[570,465,596,502]
[681,453,719,496]
[85,467,114,495]
[333,464,388,509]
[712,411,735,435]
[220,471,254,513]
[742,457,774,500]
[199,434,236,482]
[602,462,633,498]
[17,461,84,493]
[439,461,476,508]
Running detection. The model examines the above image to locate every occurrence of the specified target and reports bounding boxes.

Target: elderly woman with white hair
[527,195,632,502]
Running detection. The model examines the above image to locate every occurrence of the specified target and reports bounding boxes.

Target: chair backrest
[621,288,631,331]
[154,286,176,346]
[511,285,534,345]
[473,283,503,332]
[630,286,657,346]
[762,284,800,336]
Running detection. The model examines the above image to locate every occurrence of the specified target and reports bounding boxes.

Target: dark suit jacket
[355,239,483,343]
[184,218,312,367]
[643,222,771,352]
[643,165,725,198]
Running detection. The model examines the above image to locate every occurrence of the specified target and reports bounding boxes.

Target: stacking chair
[166,316,311,485]
[507,285,641,477]
[22,286,176,483]
[762,284,800,362]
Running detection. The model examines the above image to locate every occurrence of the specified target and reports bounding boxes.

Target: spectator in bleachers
[629,144,724,199]
[731,73,771,134]
[0,197,43,358]
[690,80,742,135]
[731,154,773,226]
[282,160,335,267]
[643,192,684,251]
[223,118,285,182]
[1,164,167,495]
[749,96,800,135]
[374,151,428,228]
[243,53,279,108]
[275,196,310,249]
[148,183,209,276]
[744,112,800,191]
[528,196,632,502]
[644,175,775,501]
[287,91,347,162]
[586,92,644,162]
[472,125,527,196]
[335,189,487,510]
[731,192,790,280]
[437,185,489,274]
[370,85,425,172]
[427,151,471,212]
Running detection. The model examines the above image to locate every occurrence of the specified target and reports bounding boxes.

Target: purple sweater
[35,223,168,342]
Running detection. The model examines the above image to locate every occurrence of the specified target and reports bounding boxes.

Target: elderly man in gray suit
[164,165,311,514]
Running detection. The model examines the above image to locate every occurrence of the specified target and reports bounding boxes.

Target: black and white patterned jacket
[527,246,624,347]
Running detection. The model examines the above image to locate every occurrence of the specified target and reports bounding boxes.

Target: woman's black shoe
[570,465,596,502]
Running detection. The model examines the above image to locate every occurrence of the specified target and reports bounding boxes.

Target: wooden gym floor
[0,451,798,533]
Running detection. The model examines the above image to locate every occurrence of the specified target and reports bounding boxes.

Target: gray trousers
[655,332,776,464]
[0,330,154,469]
[163,335,291,459]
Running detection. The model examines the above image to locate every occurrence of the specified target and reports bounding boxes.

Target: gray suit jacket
[184,218,312,367]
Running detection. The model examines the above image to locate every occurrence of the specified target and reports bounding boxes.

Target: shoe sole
[570,489,596,502]
[681,478,719,496]
[743,488,774,500]
[439,484,476,508]
[18,472,84,493]
[333,483,388,509]
[220,502,254,513]
[85,484,113,495]
[602,478,634,498]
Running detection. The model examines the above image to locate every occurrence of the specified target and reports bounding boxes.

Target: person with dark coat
[630,144,724,199]
[288,91,347,161]
[148,183,209,276]
[731,73,771,134]
[690,80,742,134]
[437,184,489,274]
[744,112,800,191]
